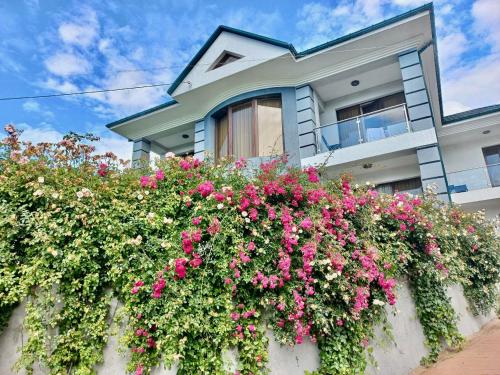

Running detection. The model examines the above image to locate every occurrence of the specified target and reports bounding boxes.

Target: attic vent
[209,51,243,70]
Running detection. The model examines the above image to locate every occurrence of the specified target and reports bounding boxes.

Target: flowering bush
[0,124,498,375]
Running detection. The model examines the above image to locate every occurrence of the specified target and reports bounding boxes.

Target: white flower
[137,194,143,201]
[264,238,270,244]
[76,191,84,199]
[325,272,338,281]
[217,203,224,210]
[144,190,150,196]
[51,193,59,199]
[147,212,155,220]
[164,217,173,224]
[245,218,250,223]
[33,189,43,197]
[292,226,297,233]
[241,211,248,217]
[165,152,176,159]
[373,299,385,306]
[38,176,45,184]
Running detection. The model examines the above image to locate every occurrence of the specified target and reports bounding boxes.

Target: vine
[0,124,498,375]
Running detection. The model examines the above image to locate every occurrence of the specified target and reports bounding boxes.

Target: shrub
[0,125,498,375]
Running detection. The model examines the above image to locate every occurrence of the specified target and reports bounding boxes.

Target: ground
[412,318,500,375]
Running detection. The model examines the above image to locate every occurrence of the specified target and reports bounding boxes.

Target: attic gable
[168,27,291,97]
[208,51,243,71]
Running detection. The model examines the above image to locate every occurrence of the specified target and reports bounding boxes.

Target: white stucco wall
[0,282,493,375]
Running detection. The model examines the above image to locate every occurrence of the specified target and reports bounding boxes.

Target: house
[106,3,500,220]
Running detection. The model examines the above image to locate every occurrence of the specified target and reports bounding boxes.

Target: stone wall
[0,283,494,375]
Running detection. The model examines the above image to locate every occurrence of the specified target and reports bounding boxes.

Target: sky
[1,0,499,160]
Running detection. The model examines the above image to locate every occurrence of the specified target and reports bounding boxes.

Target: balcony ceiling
[311,57,402,103]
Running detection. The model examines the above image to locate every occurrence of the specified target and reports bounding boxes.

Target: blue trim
[106,100,177,129]
[442,104,500,124]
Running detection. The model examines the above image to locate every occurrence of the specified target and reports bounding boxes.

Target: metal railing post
[356,117,363,144]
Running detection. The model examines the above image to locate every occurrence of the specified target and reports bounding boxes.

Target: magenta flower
[155,169,165,181]
[174,258,188,279]
[197,181,214,197]
[300,217,313,230]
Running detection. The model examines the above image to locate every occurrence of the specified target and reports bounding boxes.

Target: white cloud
[22,100,54,119]
[18,122,65,144]
[442,54,500,114]
[22,100,40,112]
[58,8,99,47]
[17,122,132,161]
[472,0,500,52]
[438,32,468,72]
[44,52,91,77]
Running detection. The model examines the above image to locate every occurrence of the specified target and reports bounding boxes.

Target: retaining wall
[0,283,494,375]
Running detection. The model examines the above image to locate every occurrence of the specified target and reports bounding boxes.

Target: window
[336,92,406,121]
[209,51,243,70]
[483,145,500,187]
[216,97,284,159]
[376,177,422,195]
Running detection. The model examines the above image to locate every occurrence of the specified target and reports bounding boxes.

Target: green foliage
[0,125,498,374]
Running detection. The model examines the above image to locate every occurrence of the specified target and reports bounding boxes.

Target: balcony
[318,104,411,152]
[447,163,500,205]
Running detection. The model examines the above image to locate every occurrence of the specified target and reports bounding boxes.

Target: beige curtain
[216,115,228,159]
[232,102,253,158]
[257,99,283,156]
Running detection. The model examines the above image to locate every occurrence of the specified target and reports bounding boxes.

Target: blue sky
[1,0,499,159]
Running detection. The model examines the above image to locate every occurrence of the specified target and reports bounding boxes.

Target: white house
[107,3,500,220]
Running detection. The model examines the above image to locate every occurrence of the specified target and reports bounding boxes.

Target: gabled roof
[442,104,500,125]
[166,25,294,96]
[107,3,434,129]
[167,3,434,96]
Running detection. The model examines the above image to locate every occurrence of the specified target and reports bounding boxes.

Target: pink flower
[247,241,256,251]
[197,181,214,197]
[151,277,166,298]
[235,158,247,169]
[239,252,251,263]
[179,159,191,170]
[98,163,108,177]
[336,319,344,326]
[135,365,144,375]
[400,223,407,231]
[305,166,320,183]
[207,218,221,235]
[248,324,255,333]
[230,312,240,321]
[189,253,203,268]
[182,238,193,254]
[224,278,232,285]
[140,176,150,187]
[192,216,202,225]
[175,258,188,279]
[214,192,225,202]
[155,169,165,181]
[300,217,313,230]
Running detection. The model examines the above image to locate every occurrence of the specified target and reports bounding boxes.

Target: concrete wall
[0,283,494,375]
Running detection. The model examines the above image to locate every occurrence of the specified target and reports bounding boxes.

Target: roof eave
[105,99,178,129]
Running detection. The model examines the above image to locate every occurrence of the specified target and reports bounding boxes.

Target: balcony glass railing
[447,163,500,193]
[318,104,411,153]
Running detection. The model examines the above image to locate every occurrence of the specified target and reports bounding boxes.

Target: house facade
[107,3,500,220]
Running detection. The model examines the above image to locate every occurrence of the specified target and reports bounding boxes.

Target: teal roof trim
[106,99,177,129]
[296,3,433,57]
[442,104,500,125]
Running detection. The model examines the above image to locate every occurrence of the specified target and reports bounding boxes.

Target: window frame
[215,96,284,160]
